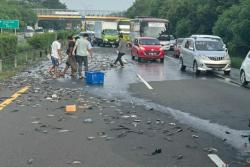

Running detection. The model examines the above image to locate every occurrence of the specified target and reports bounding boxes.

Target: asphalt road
[0,47,249,166]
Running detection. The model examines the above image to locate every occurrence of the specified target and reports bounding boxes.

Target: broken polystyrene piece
[47,114,55,117]
[87,136,95,140]
[169,122,176,126]
[121,115,130,119]
[51,94,58,99]
[83,118,93,123]
[31,121,40,124]
[58,129,71,133]
[192,135,199,139]
[72,161,82,164]
[27,158,34,165]
[204,147,218,153]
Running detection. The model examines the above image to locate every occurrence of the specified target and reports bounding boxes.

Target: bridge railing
[33,8,125,17]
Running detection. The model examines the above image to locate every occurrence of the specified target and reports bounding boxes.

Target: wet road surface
[0,47,249,166]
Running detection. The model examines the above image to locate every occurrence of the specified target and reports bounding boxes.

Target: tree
[214,0,250,57]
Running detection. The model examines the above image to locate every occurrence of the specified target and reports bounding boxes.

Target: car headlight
[160,47,164,51]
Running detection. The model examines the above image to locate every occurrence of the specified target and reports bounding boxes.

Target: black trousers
[114,52,125,66]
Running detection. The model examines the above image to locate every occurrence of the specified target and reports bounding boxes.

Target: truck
[117,19,130,42]
[94,21,119,47]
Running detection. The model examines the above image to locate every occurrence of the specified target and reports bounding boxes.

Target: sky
[60,0,134,11]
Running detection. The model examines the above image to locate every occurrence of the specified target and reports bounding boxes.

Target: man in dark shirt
[61,36,77,78]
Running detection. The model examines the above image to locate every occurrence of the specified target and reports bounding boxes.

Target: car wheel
[193,61,200,75]
[240,71,248,86]
[180,58,186,72]
[224,70,230,75]
[138,57,142,62]
[160,58,164,63]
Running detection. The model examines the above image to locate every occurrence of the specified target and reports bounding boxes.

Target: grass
[231,56,244,69]
[0,71,16,81]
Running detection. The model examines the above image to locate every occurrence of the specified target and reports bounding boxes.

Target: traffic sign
[0,20,19,29]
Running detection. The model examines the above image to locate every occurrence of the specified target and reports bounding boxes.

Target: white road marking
[208,154,227,167]
[137,74,153,90]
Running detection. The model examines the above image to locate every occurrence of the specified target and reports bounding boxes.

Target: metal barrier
[0,49,47,73]
[33,8,124,17]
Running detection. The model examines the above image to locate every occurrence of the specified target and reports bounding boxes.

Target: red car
[173,38,184,58]
[131,37,165,63]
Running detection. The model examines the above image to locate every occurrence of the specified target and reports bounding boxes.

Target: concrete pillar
[14,56,17,68]
[0,59,2,72]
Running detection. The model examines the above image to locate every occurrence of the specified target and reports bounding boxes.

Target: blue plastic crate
[85,71,104,85]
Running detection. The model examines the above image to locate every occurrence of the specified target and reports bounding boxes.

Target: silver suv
[180,37,231,75]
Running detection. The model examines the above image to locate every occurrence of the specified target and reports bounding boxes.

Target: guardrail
[0,49,47,73]
[33,8,124,17]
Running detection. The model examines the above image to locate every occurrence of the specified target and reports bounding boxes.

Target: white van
[180,37,231,75]
[240,51,250,86]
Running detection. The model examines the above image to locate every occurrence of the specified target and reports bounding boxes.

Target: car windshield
[177,39,184,45]
[158,35,175,41]
[195,41,224,51]
[26,29,34,32]
[104,29,118,35]
[35,29,43,32]
[139,39,160,45]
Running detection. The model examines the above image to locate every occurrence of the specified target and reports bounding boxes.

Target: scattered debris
[163,137,173,142]
[169,122,176,126]
[27,158,34,165]
[65,105,77,113]
[83,118,93,123]
[47,114,55,117]
[204,147,218,153]
[34,128,48,134]
[192,135,199,139]
[87,136,96,140]
[152,148,162,155]
[58,129,71,133]
[31,121,40,124]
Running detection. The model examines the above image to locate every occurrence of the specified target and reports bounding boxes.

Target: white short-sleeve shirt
[51,41,61,58]
[75,37,92,57]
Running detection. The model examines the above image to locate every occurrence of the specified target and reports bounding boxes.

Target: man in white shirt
[73,33,93,79]
[49,37,62,77]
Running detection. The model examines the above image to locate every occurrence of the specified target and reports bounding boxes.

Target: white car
[158,35,175,51]
[240,51,250,86]
[190,34,227,49]
[180,37,231,75]
[24,29,34,38]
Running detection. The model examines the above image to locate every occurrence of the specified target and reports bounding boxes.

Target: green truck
[94,21,119,47]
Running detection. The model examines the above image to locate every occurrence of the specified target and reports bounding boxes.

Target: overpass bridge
[33,9,127,22]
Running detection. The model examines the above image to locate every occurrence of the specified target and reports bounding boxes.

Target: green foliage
[0,0,37,28]
[27,30,75,50]
[0,33,17,58]
[27,33,56,50]
[57,30,76,40]
[17,42,32,53]
[126,0,250,58]
[214,0,250,57]
[41,0,67,9]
